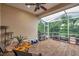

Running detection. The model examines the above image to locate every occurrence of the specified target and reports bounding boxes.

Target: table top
[15,42,32,52]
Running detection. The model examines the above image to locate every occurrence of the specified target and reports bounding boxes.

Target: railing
[38,32,79,41]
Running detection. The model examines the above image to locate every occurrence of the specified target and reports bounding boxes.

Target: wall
[0,4,1,25]
[0,4,2,48]
[0,4,1,41]
[1,4,39,40]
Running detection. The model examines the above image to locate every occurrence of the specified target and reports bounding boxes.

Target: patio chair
[60,36,68,41]
[53,35,60,41]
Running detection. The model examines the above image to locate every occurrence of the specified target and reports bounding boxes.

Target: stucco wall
[1,4,39,40]
[0,4,1,42]
[0,4,1,25]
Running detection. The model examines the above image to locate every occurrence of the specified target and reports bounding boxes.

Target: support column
[44,22,45,35]
[47,22,49,38]
[64,11,69,39]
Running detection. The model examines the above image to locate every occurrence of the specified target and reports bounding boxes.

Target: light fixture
[27,5,31,8]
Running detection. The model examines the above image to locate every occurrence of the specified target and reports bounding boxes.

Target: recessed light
[27,5,31,8]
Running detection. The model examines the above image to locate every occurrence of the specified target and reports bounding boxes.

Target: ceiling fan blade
[25,3,47,12]
[25,3,36,5]
[34,5,40,12]
[40,6,47,11]
[34,7,38,12]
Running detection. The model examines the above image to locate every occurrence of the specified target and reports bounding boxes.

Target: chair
[0,47,4,55]
[13,50,32,56]
[76,38,79,45]
[31,40,38,44]
[0,47,3,53]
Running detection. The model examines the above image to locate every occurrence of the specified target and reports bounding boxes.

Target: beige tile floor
[2,39,79,56]
[29,39,79,56]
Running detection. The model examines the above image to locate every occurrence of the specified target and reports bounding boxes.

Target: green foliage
[14,35,25,43]
[38,15,79,37]
[38,21,44,33]
[49,21,61,32]
[69,17,79,36]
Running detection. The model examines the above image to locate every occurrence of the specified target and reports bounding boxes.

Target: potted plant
[14,35,25,44]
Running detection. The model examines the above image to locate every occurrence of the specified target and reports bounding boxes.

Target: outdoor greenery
[38,13,79,38]
[69,17,79,37]
[38,21,44,34]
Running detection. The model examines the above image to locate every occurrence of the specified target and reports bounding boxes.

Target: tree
[38,21,44,34]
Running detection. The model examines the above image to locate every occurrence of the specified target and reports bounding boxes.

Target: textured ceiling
[6,3,59,15]
[6,3,78,18]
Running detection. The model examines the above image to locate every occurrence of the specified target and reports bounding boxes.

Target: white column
[47,22,49,38]
[44,22,45,34]
[64,11,69,39]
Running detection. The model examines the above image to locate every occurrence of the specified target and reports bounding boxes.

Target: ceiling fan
[25,3,47,12]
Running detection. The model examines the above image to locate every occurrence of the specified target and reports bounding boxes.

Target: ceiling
[6,3,79,18]
[6,3,59,15]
